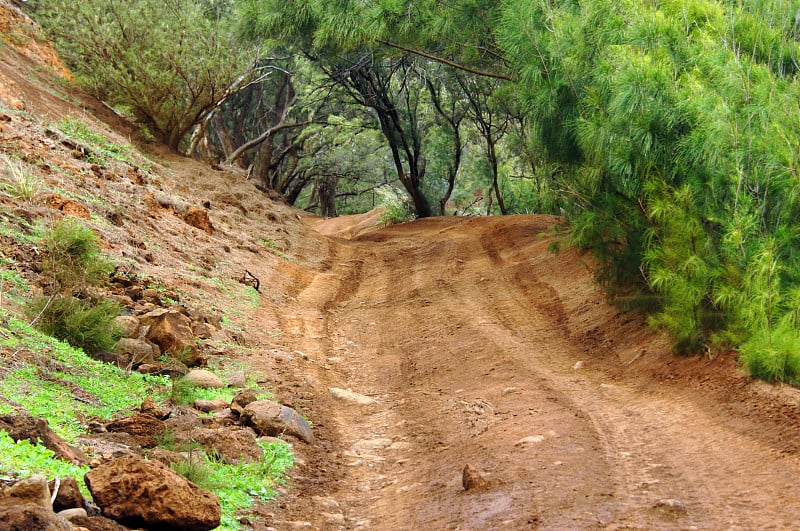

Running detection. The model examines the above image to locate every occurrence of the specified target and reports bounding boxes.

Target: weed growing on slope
[55,116,134,165]
[0,154,40,201]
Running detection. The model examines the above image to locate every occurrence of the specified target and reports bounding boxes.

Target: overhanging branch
[226,121,313,164]
[376,40,513,82]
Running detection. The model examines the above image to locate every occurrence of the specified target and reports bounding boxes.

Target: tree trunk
[489,138,507,214]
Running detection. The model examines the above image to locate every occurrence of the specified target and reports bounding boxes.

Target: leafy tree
[32,0,261,150]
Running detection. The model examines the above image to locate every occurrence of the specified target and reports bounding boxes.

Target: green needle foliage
[494,0,800,379]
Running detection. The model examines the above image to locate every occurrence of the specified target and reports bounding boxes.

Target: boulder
[84,456,221,531]
[190,428,263,464]
[230,388,262,417]
[0,476,73,531]
[181,369,224,389]
[242,400,314,444]
[50,476,85,512]
[105,413,166,448]
[140,309,199,366]
[0,415,86,463]
[112,316,140,339]
[114,338,155,366]
[0,475,51,510]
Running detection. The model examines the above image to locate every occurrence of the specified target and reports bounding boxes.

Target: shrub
[28,220,120,354]
[378,187,416,226]
[40,218,114,295]
[27,296,121,355]
[739,322,800,385]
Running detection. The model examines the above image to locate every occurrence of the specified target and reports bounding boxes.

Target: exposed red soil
[247,213,800,530]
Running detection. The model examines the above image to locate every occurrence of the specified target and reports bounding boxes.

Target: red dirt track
[255,213,800,530]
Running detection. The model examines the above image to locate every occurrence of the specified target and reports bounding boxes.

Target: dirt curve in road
[261,213,800,530]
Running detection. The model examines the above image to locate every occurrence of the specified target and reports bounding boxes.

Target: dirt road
[257,213,800,530]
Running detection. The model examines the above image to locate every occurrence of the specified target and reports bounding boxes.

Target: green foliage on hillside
[496,0,800,380]
[28,219,121,355]
[0,313,170,440]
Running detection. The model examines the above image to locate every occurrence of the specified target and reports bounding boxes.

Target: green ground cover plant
[171,440,295,530]
[0,312,170,441]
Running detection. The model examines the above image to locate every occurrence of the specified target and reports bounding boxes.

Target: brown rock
[231,388,262,416]
[140,309,199,366]
[56,507,87,521]
[182,207,214,234]
[145,447,188,467]
[226,371,247,388]
[114,338,155,366]
[164,407,203,435]
[213,408,238,426]
[242,400,314,444]
[462,464,487,491]
[0,415,87,464]
[112,315,139,339]
[194,397,229,413]
[192,321,216,339]
[41,194,90,219]
[84,456,221,530]
[76,433,143,462]
[139,396,170,420]
[0,475,51,510]
[69,514,129,531]
[50,476,85,512]
[105,413,166,448]
[0,504,72,531]
[191,428,263,464]
[181,369,224,389]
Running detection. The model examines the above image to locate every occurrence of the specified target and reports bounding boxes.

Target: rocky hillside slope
[0,2,330,529]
